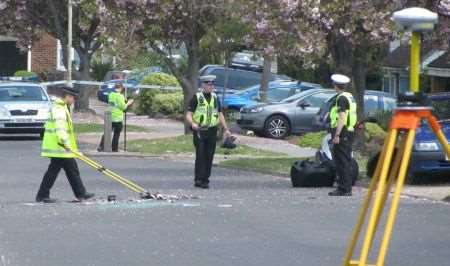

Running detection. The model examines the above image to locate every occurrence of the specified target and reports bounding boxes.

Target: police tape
[40,80,181,91]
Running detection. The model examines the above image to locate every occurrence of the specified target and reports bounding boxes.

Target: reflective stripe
[330,92,357,131]
[193,92,219,127]
[41,149,73,155]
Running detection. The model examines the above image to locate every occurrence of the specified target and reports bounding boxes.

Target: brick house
[0,32,70,77]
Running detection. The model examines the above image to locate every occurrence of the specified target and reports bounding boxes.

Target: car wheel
[351,158,359,186]
[366,150,415,184]
[252,130,265,137]
[264,115,291,139]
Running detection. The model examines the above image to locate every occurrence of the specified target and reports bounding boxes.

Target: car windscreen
[210,69,283,90]
[210,69,262,90]
[235,84,259,95]
[304,91,336,107]
[266,87,295,102]
[0,86,48,102]
[431,99,450,121]
[280,90,320,103]
[103,71,127,81]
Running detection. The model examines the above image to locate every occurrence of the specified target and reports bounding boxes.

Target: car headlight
[107,84,115,89]
[0,106,10,118]
[414,142,439,151]
[249,107,264,113]
[39,108,50,118]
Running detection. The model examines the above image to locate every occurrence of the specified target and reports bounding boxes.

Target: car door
[292,91,335,132]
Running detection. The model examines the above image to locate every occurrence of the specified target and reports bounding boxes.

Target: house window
[399,76,409,94]
[383,77,390,93]
[56,40,80,71]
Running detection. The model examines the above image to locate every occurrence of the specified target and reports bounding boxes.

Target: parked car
[238,89,336,139]
[409,92,450,178]
[199,64,291,95]
[312,90,397,131]
[0,82,52,137]
[97,67,162,103]
[222,80,323,111]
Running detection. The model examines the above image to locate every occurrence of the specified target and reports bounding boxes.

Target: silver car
[237,89,336,139]
[0,82,52,137]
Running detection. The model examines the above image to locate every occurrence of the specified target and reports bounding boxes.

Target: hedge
[135,73,183,117]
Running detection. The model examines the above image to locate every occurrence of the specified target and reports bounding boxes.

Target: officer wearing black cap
[328,74,357,196]
[36,87,94,203]
[186,75,232,189]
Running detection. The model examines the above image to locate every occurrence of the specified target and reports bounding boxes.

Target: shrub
[135,73,182,116]
[373,110,393,131]
[91,61,113,81]
[364,122,386,140]
[150,92,184,116]
[298,131,327,149]
[140,72,179,87]
[14,70,37,77]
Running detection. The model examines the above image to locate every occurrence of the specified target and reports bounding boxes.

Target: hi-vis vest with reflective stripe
[41,98,78,158]
[108,91,126,122]
[192,92,219,128]
[330,92,357,131]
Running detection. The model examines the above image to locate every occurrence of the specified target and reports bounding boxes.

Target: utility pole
[67,0,73,87]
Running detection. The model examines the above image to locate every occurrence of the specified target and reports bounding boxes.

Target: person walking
[36,87,95,203]
[186,75,232,189]
[328,74,358,196]
[98,83,134,152]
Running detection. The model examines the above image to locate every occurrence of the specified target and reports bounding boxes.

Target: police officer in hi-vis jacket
[328,74,358,196]
[186,75,232,189]
[37,87,95,203]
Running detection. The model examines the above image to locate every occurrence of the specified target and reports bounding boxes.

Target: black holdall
[290,159,334,187]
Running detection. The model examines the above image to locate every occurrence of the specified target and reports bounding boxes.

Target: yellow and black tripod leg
[68,149,153,198]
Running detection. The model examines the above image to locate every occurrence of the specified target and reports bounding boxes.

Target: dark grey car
[237,89,336,139]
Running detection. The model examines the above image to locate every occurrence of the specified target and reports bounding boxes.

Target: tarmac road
[0,136,449,266]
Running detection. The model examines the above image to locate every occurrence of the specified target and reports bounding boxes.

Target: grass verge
[126,135,285,156]
[74,123,148,134]
[220,157,300,175]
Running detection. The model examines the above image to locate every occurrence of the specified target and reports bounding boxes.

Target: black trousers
[99,122,123,152]
[37,158,87,198]
[193,127,217,184]
[332,130,354,192]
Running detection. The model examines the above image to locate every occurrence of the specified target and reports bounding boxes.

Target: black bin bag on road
[290,159,334,187]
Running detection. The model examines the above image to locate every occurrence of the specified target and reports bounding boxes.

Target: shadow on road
[412,173,450,185]
[0,135,41,141]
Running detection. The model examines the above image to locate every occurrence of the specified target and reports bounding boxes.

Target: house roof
[428,51,450,69]
[383,43,434,69]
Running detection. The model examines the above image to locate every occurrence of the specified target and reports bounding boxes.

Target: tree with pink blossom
[2,0,111,110]
[103,0,238,132]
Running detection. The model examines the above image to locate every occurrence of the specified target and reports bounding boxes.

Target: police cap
[331,74,351,85]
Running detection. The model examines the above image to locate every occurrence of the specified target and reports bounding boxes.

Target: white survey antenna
[392,7,438,31]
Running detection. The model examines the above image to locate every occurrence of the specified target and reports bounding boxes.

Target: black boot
[328,189,352,196]
[77,192,95,201]
[36,197,58,203]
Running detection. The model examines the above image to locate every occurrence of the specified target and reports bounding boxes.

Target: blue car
[97,79,143,103]
[221,81,322,110]
[410,93,450,178]
[97,67,162,103]
[199,64,291,95]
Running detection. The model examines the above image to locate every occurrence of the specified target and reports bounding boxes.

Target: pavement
[84,98,316,158]
[0,137,450,266]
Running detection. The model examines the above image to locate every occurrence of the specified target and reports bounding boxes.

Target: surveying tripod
[342,26,450,266]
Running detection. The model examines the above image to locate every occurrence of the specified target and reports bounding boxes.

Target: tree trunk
[260,53,272,103]
[182,39,201,134]
[351,58,367,122]
[74,49,92,111]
